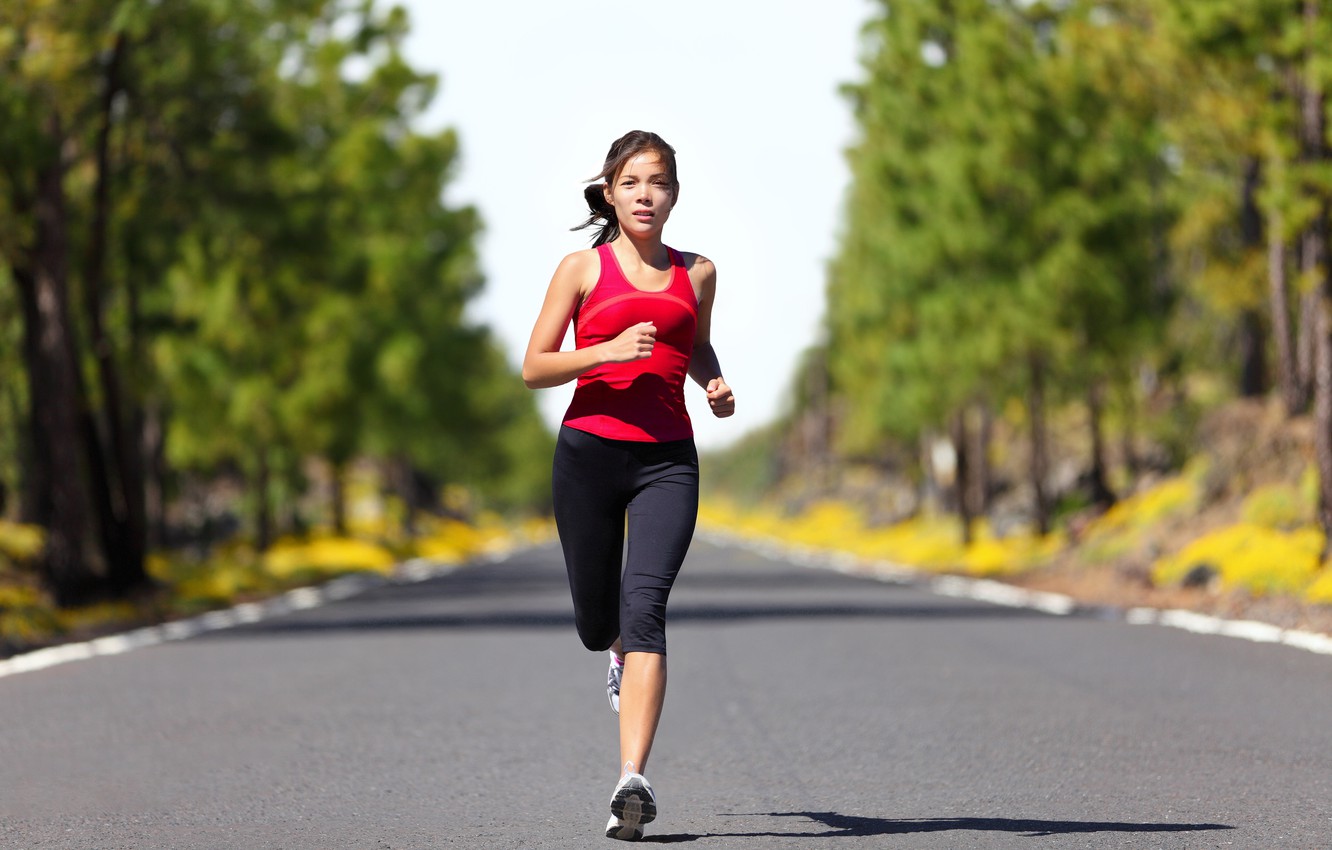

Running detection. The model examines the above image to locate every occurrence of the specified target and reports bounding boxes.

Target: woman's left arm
[687,256,735,419]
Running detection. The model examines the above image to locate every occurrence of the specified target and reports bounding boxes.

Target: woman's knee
[575,618,618,652]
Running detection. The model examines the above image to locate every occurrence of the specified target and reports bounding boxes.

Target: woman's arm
[686,256,736,418]
[522,251,656,389]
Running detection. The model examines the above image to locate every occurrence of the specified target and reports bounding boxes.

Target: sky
[396,0,875,450]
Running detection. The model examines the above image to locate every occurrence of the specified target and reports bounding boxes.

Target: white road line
[0,556,476,681]
[697,530,1332,658]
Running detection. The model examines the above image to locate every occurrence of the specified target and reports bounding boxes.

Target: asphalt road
[2,539,1330,849]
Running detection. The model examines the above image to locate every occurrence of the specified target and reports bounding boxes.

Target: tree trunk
[1117,375,1140,488]
[1315,286,1332,553]
[950,410,973,545]
[15,118,98,605]
[143,403,167,549]
[1301,8,1332,550]
[82,34,147,594]
[1269,203,1303,413]
[254,449,272,552]
[1239,159,1268,398]
[1314,211,1332,554]
[1087,379,1117,509]
[1298,4,1325,419]
[1027,353,1051,536]
[1237,310,1267,398]
[1298,288,1317,403]
[970,402,992,518]
[331,461,347,536]
[16,268,49,527]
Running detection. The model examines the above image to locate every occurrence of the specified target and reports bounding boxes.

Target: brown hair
[572,130,678,247]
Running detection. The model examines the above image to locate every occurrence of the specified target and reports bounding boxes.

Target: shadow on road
[199,554,1066,640]
[641,811,1234,842]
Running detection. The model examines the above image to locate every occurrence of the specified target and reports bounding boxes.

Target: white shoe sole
[610,779,657,827]
[605,815,642,841]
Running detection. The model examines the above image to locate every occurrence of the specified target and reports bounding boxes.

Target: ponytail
[571,183,619,247]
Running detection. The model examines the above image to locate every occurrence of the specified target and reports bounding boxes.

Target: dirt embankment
[1011,398,1332,635]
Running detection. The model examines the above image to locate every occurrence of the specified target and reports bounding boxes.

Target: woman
[522,130,735,841]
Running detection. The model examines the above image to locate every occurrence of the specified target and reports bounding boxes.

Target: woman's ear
[602,182,613,207]
[671,182,680,209]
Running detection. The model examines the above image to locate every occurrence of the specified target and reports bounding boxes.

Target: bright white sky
[397,0,874,450]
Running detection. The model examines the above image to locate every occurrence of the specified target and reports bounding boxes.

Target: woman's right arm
[522,251,656,389]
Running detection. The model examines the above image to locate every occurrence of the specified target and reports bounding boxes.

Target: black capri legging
[552,425,699,655]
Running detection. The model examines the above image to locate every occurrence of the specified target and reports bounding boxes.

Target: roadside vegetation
[0,465,554,655]
[699,0,1332,633]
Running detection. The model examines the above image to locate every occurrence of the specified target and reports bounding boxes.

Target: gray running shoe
[607,771,656,841]
[607,652,623,715]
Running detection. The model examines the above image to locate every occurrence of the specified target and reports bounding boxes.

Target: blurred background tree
[729,0,1332,557]
[0,0,550,606]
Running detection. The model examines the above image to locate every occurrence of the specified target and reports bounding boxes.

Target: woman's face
[604,151,677,239]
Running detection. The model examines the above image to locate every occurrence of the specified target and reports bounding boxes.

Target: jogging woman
[522,130,735,841]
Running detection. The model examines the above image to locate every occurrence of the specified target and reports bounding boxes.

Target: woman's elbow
[522,361,557,390]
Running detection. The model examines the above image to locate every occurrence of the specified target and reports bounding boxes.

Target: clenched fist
[706,377,735,418]
[603,321,656,363]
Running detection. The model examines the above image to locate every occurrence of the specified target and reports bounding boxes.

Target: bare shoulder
[552,248,601,295]
[678,251,717,287]
[557,247,601,275]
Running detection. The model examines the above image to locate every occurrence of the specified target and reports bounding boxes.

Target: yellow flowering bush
[702,498,791,541]
[1305,569,1332,605]
[699,498,1059,577]
[961,530,1066,577]
[0,520,45,562]
[263,533,396,579]
[1075,475,1200,565]
[1152,523,1323,597]
[858,515,966,568]
[414,517,507,563]
[782,501,867,550]
[1240,483,1311,530]
[57,601,140,634]
[0,583,59,643]
[1084,476,1198,539]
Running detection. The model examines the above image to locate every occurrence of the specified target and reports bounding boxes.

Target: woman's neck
[612,233,669,269]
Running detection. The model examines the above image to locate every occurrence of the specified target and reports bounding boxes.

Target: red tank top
[562,243,698,442]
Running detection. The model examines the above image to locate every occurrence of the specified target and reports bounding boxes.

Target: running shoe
[607,652,623,715]
[607,771,656,841]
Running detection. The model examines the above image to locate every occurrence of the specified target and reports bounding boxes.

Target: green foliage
[826,0,1171,461]
[700,421,787,506]
[0,0,551,601]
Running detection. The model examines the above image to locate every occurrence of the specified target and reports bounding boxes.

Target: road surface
[3,539,1329,848]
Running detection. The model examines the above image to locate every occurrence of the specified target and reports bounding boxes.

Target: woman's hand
[706,378,735,418]
[602,322,656,363]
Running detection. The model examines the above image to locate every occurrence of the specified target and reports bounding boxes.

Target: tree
[828,0,1173,538]
[1,0,549,603]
